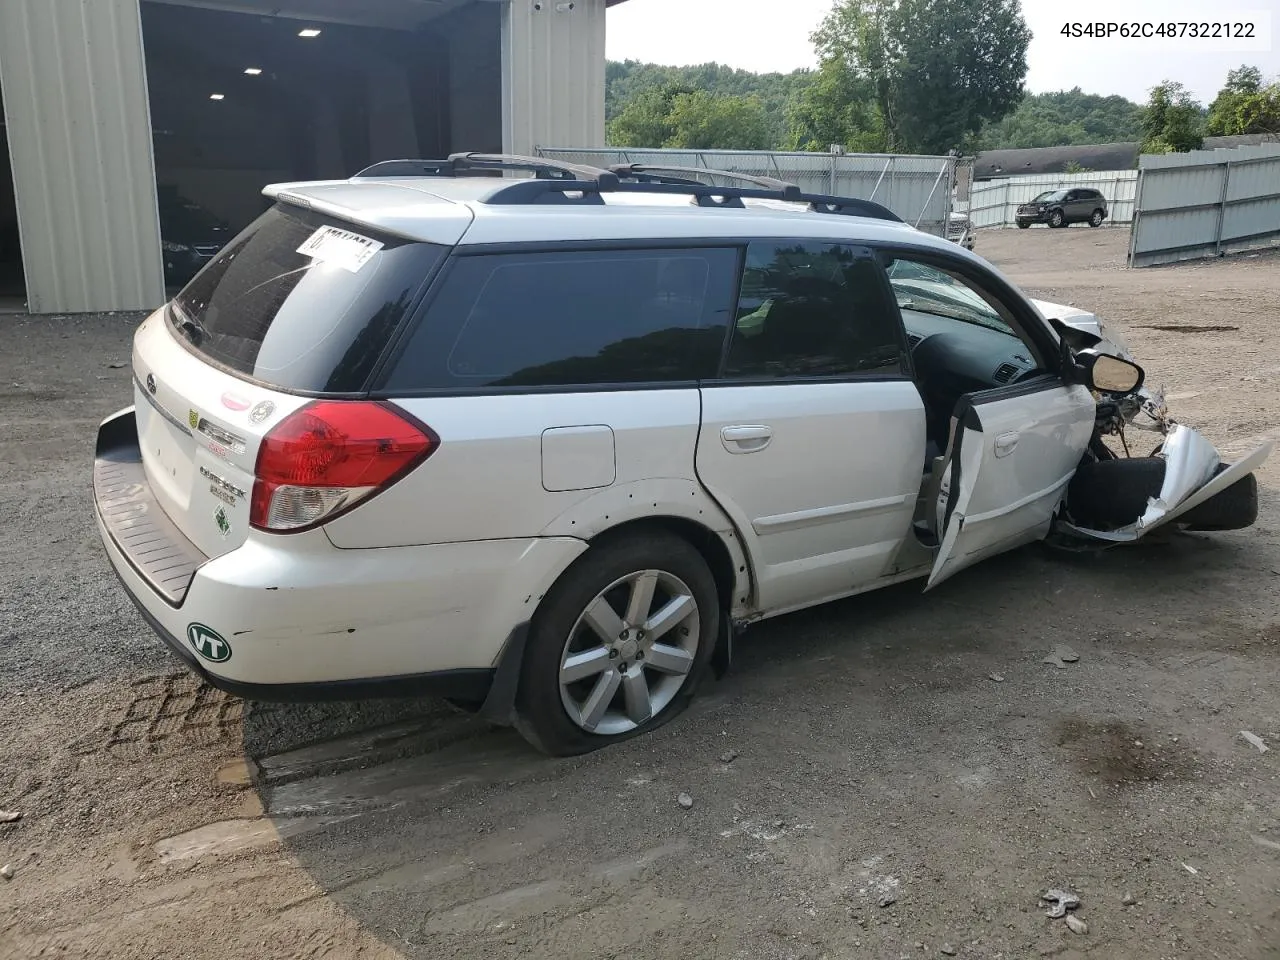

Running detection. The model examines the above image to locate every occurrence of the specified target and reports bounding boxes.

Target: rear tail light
[250,401,437,532]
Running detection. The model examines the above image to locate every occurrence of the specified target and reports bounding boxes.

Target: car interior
[883,257,1052,542]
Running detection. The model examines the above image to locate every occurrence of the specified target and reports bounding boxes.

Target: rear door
[338,244,744,548]
[695,241,925,613]
[135,202,450,557]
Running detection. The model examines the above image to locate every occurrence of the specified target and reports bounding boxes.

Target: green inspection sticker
[187,623,232,664]
[214,505,232,538]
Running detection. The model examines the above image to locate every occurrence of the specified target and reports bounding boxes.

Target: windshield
[1033,190,1064,202]
[170,204,444,392]
[885,259,1017,336]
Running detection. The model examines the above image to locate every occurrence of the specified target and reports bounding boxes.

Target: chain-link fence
[536,147,958,238]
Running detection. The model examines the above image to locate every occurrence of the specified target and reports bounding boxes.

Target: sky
[605,0,1280,104]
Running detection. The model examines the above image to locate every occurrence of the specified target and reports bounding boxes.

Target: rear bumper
[93,407,588,700]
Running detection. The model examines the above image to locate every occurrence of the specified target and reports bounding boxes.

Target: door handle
[994,431,1019,458]
[721,424,772,454]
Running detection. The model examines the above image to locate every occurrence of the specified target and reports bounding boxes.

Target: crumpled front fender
[1060,425,1272,542]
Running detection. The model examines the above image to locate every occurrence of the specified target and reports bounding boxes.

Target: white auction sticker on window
[296,225,384,273]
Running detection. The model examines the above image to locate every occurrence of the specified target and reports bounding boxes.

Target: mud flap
[1061,426,1273,542]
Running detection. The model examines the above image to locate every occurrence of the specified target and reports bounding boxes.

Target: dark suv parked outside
[1016,188,1108,229]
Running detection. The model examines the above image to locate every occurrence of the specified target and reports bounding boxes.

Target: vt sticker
[186,623,232,663]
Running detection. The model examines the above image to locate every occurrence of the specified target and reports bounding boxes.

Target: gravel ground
[1,228,1278,960]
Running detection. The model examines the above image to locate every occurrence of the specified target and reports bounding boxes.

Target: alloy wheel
[558,569,701,735]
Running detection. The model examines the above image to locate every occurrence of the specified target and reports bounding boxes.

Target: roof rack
[484,177,904,223]
[609,163,804,199]
[353,152,621,187]
[350,153,902,224]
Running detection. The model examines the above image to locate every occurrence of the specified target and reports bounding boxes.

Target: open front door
[927,378,1096,590]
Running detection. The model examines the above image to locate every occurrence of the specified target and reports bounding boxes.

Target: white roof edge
[262,179,474,245]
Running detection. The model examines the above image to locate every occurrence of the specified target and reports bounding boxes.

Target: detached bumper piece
[94,408,206,606]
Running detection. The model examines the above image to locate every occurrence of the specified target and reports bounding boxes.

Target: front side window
[383,247,740,391]
[720,241,906,380]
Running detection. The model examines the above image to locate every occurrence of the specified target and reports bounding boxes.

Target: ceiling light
[298,28,321,37]
[209,93,225,100]
[244,67,262,75]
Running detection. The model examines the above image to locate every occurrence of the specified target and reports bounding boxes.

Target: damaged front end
[1032,299,1272,546]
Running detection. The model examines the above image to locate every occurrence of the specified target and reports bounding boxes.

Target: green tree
[607,85,772,150]
[784,58,885,151]
[607,86,687,147]
[665,91,771,150]
[811,0,1032,154]
[1140,81,1204,154]
[971,88,1144,149]
[606,60,814,148]
[1206,65,1280,136]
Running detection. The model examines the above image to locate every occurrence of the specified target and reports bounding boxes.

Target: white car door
[877,252,1098,591]
[696,241,926,615]
[926,380,1096,589]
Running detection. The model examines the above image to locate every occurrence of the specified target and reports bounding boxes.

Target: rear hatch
[133,201,448,558]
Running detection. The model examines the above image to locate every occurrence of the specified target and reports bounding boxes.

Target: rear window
[170,204,443,392]
[382,247,741,392]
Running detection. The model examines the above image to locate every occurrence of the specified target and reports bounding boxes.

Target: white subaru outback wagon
[94,154,1270,756]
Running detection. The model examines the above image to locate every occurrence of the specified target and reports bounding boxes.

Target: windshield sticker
[296,225,384,274]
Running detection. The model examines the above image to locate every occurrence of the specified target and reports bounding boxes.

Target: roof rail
[349,154,903,224]
[352,153,620,187]
[482,177,904,223]
[609,163,804,200]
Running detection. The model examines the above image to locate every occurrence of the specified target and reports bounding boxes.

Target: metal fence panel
[536,147,957,237]
[966,171,1138,229]
[1129,141,1280,266]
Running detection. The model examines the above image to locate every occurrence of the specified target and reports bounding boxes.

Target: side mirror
[1074,349,1144,394]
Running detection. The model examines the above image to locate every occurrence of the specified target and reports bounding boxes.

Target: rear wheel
[1089,209,1105,227]
[513,531,719,756]
[1049,209,1065,228]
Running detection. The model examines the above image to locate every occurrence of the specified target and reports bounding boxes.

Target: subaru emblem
[146,373,157,395]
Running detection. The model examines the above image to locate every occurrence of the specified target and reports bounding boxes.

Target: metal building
[0,0,630,314]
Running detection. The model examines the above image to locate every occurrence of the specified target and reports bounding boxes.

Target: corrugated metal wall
[1130,142,1280,267]
[503,0,607,157]
[967,170,1138,229]
[0,0,165,314]
[537,147,957,236]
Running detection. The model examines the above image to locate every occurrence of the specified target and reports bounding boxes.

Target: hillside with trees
[604,0,1273,158]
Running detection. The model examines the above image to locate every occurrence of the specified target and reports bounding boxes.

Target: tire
[1017,221,1031,229]
[513,531,719,756]
[1067,457,1166,529]
[1049,209,1065,228]
[1089,209,1105,227]
[1180,465,1259,531]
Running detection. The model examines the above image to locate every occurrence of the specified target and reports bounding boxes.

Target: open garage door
[0,74,27,309]
[141,0,504,292]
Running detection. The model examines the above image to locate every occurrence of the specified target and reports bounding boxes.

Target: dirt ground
[1,227,1278,960]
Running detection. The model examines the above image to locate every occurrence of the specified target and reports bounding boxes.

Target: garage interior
[0,0,511,305]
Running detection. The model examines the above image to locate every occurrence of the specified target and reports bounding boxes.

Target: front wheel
[514,531,719,756]
[1017,221,1031,229]
[1049,210,1065,228]
[1089,210,1105,227]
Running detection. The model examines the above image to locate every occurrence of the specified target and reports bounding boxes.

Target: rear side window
[720,241,907,380]
[171,204,443,392]
[383,247,740,391]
